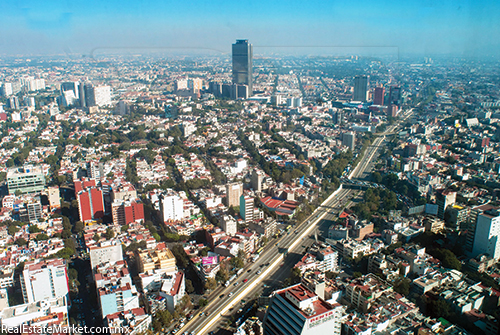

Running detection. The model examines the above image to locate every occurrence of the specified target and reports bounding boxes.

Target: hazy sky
[1,0,499,57]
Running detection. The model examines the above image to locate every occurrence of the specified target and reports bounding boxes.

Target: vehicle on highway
[228,292,233,297]
[234,282,238,286]
[257,270,261,274]
[219,294,224,298]
[247,269,251,272]
[243,279,248,283]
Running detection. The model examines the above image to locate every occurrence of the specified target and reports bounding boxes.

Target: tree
[105,228,115,240]
[204,278,217,291]
[230,257,244,270]
[28,225,41,233]
[199,298,208,307]
[73,221,84,234]
[289,267,302,284]
[393,277,411,296]
[15,238,27,246]
[372,172,383,183]
[185,279,195,294]
[93,233,100,243]
[215,268,229,283]
[35,233,50,241]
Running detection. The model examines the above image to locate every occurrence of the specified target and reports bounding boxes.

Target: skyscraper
[353,75,368,102]
[232,39,253,95]
[21,259,69,304]
[373,86,385,105]
[342,132,356,151]
[240,195,254,223]
[226,182,243,208]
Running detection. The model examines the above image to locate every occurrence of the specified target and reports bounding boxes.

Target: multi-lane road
[177,114,410,335]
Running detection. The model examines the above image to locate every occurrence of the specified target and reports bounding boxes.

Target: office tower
[232,39,253,95]
[93,85,112,106]
[231,84,249,100]
[436,189,456,220]
[78,82,87,107]
[77,187,105,222]
[19,200,43,223]
[271,95,283,106]
[88,161,105,180]
[84,83,95,107]
[160,193,184,222]
[226,182,243,208]
[24,96,36,108]
[287,97,303,108]
[263,283,344,335]
[7,165,45,194]
[387,104,398,118]
[251,169,265,192]
[209,81,222,97]
[111,198,145,226]
[20,259,69,304]
[465,204,498,253]
[353,75,368,102]
[240,195,254,223]
[388,86,401,106]
[342,132,355,151]
[60,82,80,99]
[472,207,500,259]
[373,86,385,105]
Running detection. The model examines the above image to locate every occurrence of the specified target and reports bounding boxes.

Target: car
[243,279,248,283]
[257,270,262,274]
[234,282,238,286]
[228,292,233,297]
[219,294,225,298]
[199,312,204,317]
[247,269,251,272]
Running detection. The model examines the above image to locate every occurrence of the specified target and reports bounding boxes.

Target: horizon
[1,0,499,59]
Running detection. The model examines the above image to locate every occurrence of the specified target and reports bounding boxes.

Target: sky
[0,0,499,58]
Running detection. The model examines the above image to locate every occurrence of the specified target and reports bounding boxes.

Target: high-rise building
[160,193,184,222]
[20,259,69,304]
[111,198,145,226]
[8,96,20,110]
[60,82,80,99]
[373,86,385,105]
[473,207,500,259]
[388,86,401,106]
[466,204,499,254]
[342,132,355,151]
[47,186,61,209]
[240,195,254,223]
[1,83,13,96]
[226,182,243,208]
[93,85,112,106]
[6,165,45,195]
[77,187,105,222]
[353,75,369,102]
[263,283,344,335]
[232,39,253,95]
[220,215,237,236]
[251,169,265,192]
[436,189,456,220]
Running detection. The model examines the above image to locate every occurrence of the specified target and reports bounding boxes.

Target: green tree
[204,278,217,291]
[230,257,244,269]
[393,277,411,296]
[73,221,84,234]
[105,228,115,240]
[215,268,229,283]
[15,238,28,246]
[185,279,195,294]
[199,298,208,307]
[93,233,100,243]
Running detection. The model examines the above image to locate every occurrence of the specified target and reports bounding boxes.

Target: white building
[20,259,69,304]
[93,85,112,106]
[89,243,124,269]
[473,208,500,260]
[220,215,237,236]
[160,194,184,222]
[0,297,68,329]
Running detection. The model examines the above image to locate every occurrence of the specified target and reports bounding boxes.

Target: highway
[177,112,411,335]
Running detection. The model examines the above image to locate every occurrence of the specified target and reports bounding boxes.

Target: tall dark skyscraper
[232,39,253,95]
[353,75,369,102]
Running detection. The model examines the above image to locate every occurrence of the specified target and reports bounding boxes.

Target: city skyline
[0,0,499,58]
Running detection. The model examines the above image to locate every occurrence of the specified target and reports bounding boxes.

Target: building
[111,199,144,226]
[60,81,80,99]
[240,195,254,223]
[90,243,124,269]
[344,274,392,313]
[20,259,69,304]
[136,248,177,274]
[465,204,498,253]
[0,297,68,329]
[19,200,43,223]
[473,208,500,260]
[373,86,385,105]
[342,132,356,151]
[220,215,237,236]
[47,186,61,209]
[226,182,243,208]
[353,76,368,102]
[160,193,184,222]
[263,283,344,335]
[436,189,456,220]
[77,187,105,222]
[98,282,140,319]
[6,165,45,195]
[232,39,253,95]
[93,85,112,106]
[88,161,104,180]
[388,86,401,106]
[251,169,265,192]
[105,308,152,335]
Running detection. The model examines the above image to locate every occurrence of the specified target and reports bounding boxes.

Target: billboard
[425,204,439,216]
[202,256,218,265]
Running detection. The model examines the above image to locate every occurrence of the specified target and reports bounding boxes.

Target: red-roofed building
[263,283,344,335]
